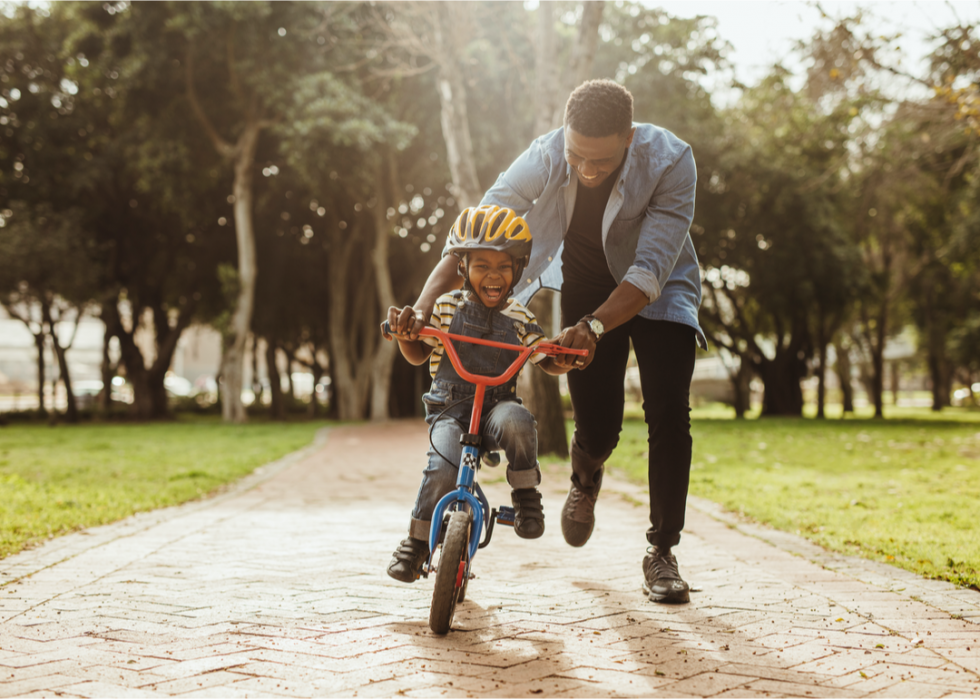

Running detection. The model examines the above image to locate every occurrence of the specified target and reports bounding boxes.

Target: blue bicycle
[386,321,587,634]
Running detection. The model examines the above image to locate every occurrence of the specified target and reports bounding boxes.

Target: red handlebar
[410,326,587,388]
[384,321,588,434]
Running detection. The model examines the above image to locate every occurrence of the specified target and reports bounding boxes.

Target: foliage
[2,1,980,423]
[608,413,980,590]
[0,418,325,559]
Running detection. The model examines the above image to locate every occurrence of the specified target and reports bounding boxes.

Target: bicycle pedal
[496,506,515,526]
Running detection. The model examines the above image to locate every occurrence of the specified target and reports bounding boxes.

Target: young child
[382,205,571,584]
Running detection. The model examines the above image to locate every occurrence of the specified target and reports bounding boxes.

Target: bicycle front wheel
[429,509,472,635]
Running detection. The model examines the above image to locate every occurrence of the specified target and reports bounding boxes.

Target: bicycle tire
[429,509,471,635]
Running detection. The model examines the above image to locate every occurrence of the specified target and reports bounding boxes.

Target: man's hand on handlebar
[382,305,428,341]
[552,322,597,371]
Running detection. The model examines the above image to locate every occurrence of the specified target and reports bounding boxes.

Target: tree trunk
[926,308,950,412]
[369,154,399,421]
[265,339,285,420]
[432,3,482,208]
[534,2,559,136]
[283,346,296,401]
[552,1,606,127]
[221,121,261,423]
[871,306,887,418]
[834,338,854,414]
[326,232,370,420]
[307,356,324,419]
[3,302,48,414]
[890,360,901,407]
[251,334,263,407]
[42,302,79,424]
[105,296,194,420]
[758,336,807,418]
[758,357,804,416]
[100,313,117,413]
[518,291,568,457]
[816,337,828,419]
[731,357,752,419]
[34,329,46,415]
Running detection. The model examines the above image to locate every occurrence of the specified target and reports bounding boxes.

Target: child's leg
[484,401,544,539]
[484,401,540,489]
[408,418,465,540]
[389,418,464,583]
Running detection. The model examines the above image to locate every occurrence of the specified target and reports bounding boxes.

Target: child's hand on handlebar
[382,305,428,341]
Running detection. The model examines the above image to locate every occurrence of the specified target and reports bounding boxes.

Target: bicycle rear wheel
[429,509,471,635]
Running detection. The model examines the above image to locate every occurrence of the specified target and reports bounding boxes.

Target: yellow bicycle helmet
[446,206,532,292]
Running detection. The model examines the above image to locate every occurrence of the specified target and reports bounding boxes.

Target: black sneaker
[386,537,429,583]
[560,467,602,547]
[512,488,545,539]
[642,546,690,604]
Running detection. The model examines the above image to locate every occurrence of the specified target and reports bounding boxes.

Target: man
[391,79,705,603]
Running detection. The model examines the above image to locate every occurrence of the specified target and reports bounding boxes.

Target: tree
[0,206,96,422]
[698,70,866,416]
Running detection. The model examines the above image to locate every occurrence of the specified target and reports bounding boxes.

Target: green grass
[0,417,326,560]
[606,408,980,590]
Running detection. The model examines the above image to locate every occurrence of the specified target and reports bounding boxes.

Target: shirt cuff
[623,266,662,304]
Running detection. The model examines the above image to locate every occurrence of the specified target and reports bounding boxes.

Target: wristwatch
[580,314,604,342]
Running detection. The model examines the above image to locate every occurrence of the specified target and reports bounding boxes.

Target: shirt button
[548,256,553,261]
[457,302,465,309]
[510,386,516,392]
[526,279,532,284]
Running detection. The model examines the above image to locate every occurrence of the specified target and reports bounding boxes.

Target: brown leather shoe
[560,468,602,547]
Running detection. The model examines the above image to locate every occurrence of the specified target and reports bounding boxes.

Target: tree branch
[226,25,245,103]
[185,43,236,158]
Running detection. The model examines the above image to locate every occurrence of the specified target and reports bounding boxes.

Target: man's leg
[387,418,462,583]
[484,401,544,539]
[630,319,696,602]
[561,304,632,546]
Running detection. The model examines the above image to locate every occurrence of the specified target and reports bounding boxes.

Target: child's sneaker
[386,537,429,583]
[512,488,545,539]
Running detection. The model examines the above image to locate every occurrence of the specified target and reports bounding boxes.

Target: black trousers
[562,295,696,548]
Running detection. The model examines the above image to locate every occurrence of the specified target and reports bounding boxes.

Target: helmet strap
[457,255,473,292]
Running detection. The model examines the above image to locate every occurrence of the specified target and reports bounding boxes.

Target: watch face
[590,319,603,337]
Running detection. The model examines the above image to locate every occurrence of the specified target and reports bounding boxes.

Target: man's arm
[552,281,648,370]
[390,138,552,339]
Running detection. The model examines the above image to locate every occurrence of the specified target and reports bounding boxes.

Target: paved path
[1,421,979,698]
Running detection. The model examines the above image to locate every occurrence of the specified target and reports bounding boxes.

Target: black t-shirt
[561,162,623,302]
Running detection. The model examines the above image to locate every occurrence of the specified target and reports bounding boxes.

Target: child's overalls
[408,292,542,541]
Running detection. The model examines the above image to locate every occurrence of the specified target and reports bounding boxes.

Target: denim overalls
[408,291,542,541]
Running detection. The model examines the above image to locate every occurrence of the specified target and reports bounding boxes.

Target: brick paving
[1,420,978,698]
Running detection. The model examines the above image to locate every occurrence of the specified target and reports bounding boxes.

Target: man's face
[564,126,635,189]
[465,249,515,307]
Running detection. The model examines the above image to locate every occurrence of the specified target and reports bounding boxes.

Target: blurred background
[1,0,978,430]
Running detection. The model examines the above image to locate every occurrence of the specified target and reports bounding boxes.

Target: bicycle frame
[390,324,588,575]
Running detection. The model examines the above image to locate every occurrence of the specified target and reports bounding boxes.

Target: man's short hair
[564,79,634,138]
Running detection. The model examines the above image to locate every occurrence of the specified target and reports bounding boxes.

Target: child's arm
[381,305,436,366]
[395,336,434,366]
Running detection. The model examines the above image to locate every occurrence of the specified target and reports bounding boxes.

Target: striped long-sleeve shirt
[422,291,546,379]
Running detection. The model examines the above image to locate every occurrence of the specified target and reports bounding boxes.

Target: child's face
[466,250,515,307]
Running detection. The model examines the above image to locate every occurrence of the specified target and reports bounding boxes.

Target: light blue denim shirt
[463,124,706,349]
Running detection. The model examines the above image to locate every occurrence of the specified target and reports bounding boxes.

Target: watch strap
[579,314,603,342]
